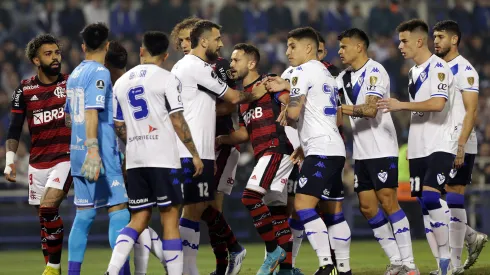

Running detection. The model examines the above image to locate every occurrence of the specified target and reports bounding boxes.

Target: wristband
[6,151,15,165]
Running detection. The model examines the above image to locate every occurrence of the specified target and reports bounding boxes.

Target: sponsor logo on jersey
[53,177,60,183]
[148,125,158,133]
[23,84,39,91]
[33,107,65,125]
[251,175,257,180]
[129,198,149,204]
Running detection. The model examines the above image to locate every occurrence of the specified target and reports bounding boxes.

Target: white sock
[179,218,200,275]
[162,239,184,275]
[447,193,467,268]
[297,209,333,266]
[46,263,60,269]
[289,218,304,267]
[423,193,450,260]
[465,224,477,243]
[148,226,166,266]
[388,209,415,268]
[134,228,151,275]
[327,217,351,272]
[107,227,138,274]
[423,213,440,266]
[368,209,401,265]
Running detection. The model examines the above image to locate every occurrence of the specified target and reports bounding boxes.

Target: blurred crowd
[1,0,490,192]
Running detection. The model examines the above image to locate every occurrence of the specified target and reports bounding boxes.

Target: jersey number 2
[128,86,149,120]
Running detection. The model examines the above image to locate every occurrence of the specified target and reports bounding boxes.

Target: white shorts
[246,153,293,194]
[28,161,72,205]
[215,146,240,195]
[263,188,288,206]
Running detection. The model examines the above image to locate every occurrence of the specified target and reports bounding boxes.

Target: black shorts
[447,154,476,186]
[296,155,345,200]
[181,158,215,203]
[287,164,299,197]
[354,157,399,193]
[126,167,183,210]
[409,152,455,197]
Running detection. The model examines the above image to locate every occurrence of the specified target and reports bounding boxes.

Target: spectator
[243,0,268,43]
[161,0,190,34]
[267,0,294,38]
[10,0,41,46]
[201,2,219,23]
[323,0,351,34]
[140,0,165,32]
[473,0,490,35]
[427,0,449,28]
[0,3,12,44]
[396,0,419,22]
[83,0,110,25]
[189,0,203,18]
[299,0,323,31]
[59,0,86,42]
[110,0,142,39]
[449,0,473,36]
[38,0,61,35]
[219,0,244,43]
[351,4,366,31]
[368,0,395,37]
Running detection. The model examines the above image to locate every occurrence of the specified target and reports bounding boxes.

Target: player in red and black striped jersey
[4,34,71,275]
[216,43,294,275]
[171,18,245,275]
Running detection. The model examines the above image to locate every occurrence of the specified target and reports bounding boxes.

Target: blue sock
[108,209,131,275]
[68,208,96,275]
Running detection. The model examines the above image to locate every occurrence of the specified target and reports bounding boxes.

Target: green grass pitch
[2,240,489,274]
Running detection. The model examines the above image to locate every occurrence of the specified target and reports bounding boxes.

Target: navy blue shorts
[354,157,399,193]
[181,158,215,203]
[409,152,455,197]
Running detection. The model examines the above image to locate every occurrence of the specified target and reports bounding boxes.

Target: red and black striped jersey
[10,74,70,169]
[239,75,293,159]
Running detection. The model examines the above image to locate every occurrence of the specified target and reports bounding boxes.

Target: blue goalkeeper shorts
[73,174,128,208]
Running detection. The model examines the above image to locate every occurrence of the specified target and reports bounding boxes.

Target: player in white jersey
[171,20,268,275]
[105,31,203,275]
[377,19,459,275]
[433,20,488,274]
[337,28,418,275]
[266,27,348,275]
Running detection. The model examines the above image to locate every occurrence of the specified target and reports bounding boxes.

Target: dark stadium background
[0,0,489,250]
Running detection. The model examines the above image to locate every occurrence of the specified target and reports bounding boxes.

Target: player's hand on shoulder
[265,76,289,93]
[251,80,268,98]
[377,98,401,113]
[192,156,204,178]
[4,163,16,182]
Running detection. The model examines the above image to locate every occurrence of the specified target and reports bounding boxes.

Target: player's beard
[205,48,219,63]
[39,62,61,76]
[435,47,450,58]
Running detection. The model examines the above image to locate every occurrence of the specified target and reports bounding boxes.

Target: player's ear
[81,43,86,53]
[451,35,458,46]
[162,52,169,62]
[32,56,40,67]
[139,47,144,57]
[104,41,110,52]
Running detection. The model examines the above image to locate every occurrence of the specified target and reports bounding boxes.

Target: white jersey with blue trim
[447,55,479,154]
[281,66,300,149]
[407,54,458,159]
[337,59,398,160]
[171,54,228,160]
[113,64,183,169]
[289,60,345,157]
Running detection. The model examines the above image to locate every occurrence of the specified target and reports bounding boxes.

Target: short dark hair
[105,41,127,69]
[337,28,370,49]
[233,43,260,63]
[287,27,319,49]
[80,22,109,51]
[171,17,201,50]
[143,31,170,56]
[190,20,221,49]
[315,30,325,45]
[433,20,462,46]
[25,34,60,64]
[396,19,429,34]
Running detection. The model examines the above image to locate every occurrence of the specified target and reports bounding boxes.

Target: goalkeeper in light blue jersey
[64,23,130,275]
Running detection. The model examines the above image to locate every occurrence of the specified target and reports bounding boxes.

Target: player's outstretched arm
[221,82,268,104]
[216,126,249,146]
[376,97,446,113]
[114,121,127,145]
[170,110,204,177]
[287,95,306,122]
[216,101,236,116]
[342,95,379,118]
[265,76,291,92]
[454,91,478,168]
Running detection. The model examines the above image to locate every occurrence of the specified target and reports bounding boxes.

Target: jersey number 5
[128,86,149,120]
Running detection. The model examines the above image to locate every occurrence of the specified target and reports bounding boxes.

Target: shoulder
[281,66,295,79]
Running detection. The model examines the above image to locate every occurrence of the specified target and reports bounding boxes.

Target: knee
[421,190,441,210]
[359,201,378,220]
[73,208,97,229]
[378,194,400,215]
[182,202,208,221]
[294,194,318,211]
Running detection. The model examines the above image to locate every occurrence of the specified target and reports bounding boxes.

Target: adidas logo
[31,95,39,101]
[251,175,257,180]
[53,178,60,183]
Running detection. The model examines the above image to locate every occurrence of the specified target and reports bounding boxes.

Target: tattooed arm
[114,121,127,145]
[342,95,380,118]
[286,95,306,124]
[170,110,199,158]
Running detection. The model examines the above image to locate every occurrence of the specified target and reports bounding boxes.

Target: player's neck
[85,52,106,65]
[442,49,460,63]
[190,48,208,63]
[243,70,260,87]
[413,48,433,66]
[351,55,369,71]
[37,72,58,85]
